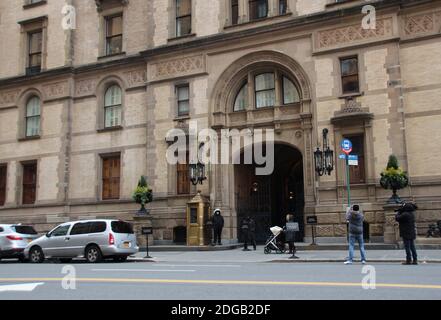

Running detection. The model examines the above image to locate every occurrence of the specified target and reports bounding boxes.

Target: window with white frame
[104,85,122,128]
[25,96,41,137]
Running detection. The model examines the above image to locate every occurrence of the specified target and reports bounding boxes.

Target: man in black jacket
[212,209,224,246]
[241,216,256,251]
[395,202,418,265]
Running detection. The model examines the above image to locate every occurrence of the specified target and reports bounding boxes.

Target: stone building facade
[0,0,440,244]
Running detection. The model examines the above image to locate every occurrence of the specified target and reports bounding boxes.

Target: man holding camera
[395,202,418,265]
[344,204,367,265]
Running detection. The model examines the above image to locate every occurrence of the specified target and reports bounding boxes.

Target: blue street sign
[341,139,352,155]
[348,155,358,161]
[339,154,346,159]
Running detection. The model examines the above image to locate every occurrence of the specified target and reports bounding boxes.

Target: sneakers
[361,260,367,265]
[344,260,353,265]
[412,260,418,265]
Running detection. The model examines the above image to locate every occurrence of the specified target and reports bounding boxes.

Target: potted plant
[132,176,153,216]
[380,155,409,204]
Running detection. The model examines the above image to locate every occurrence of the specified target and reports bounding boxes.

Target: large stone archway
[207,51,315,244]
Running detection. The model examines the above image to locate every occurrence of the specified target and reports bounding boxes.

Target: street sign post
[340,139,352,207]
[141,227,153,259]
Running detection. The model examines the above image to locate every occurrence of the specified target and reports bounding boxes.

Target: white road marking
[0,282,44,292]
[92,269,196,273]
[156,264,241,268]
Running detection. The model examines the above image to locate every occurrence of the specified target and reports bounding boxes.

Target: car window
[70,222,90,235]
[13,226,38,235]
[111,221,134,234]
[50,225,70,237]
[0,227,4,233]
[89,222,106,233]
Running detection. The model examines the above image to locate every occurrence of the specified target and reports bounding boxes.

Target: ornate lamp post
[189,162,207,186]
[314,129,334,176]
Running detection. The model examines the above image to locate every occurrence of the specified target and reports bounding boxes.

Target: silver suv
[24,220,139,263]
[0,224,39,262]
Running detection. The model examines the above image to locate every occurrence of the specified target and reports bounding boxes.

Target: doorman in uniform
[212,208,224,245]
[241,216,256,251]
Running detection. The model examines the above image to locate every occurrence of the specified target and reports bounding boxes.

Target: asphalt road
[0,258,441,300]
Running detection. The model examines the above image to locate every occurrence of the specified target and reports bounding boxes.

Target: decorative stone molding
[315,17,394,52]
[149,55,206,83]
[0,89,21,108]
[75,78,98,97]
[95,0,129,12]
[331,97,373,126]
[124,69,147,88]
[42,81,69,101]
[402,11,441,38]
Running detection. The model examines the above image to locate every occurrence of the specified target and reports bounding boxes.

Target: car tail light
[6,235,23,241]
[109,233,115,245]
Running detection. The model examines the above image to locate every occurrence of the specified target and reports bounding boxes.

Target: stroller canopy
[270,226,283,236]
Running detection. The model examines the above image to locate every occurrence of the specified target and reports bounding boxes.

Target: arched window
[234,83,248,111]
[104,85,122,128]
[282,76,300,104]
[25,96,41,137]
[232,69,301,112]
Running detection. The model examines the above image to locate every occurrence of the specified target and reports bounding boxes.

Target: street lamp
[314,129,334,176]
[189,162,207,186]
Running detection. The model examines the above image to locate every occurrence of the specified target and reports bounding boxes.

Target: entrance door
[235,144,304,243]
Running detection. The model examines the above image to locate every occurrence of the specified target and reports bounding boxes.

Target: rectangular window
[249,0,268,21]
[177,153,190,195]
[345,135,365,184]
[340,57,360,94]
[176,0,192,37]
[106,14,123,56]
[279,0,287,15]
[232,0,239,25]
[22,162,37,205]
[177,85,190,116]
[0,165,6,206]
[102,155,121,200]
[27,30,42,74]
[255,73,275,108]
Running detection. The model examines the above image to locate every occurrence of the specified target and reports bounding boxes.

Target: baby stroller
[264,226,287,254]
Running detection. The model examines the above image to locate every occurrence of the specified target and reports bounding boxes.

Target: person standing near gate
[241,216,257,251]
[395,202,418,265]
[212,208,224,246]
[285,214,299,259]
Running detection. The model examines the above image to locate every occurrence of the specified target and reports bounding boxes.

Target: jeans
[348,234,367,262]
[403,239,418,262]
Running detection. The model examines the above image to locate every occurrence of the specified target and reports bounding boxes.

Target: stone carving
[43,81,69,100]
[150,55,205,82]
[95,0,129,12]
[334,225,347,237]
[0,89,20,107]
[316,225,334,237]
[75,78,97,97]
[404,13,435,35]
[317,18,393,49]
[124,69,147,87]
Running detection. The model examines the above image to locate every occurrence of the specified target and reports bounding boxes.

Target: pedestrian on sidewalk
[344,204,367,265]
[241,216,257,251]
[212,208,224,246]
[284,214,299,259]
[395,201,418,265]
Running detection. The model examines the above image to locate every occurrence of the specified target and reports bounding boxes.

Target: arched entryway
[234,143,304,243]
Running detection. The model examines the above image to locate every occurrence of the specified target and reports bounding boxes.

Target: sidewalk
[129,246,441,264]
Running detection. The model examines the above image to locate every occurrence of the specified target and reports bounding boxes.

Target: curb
[268,259,441,263]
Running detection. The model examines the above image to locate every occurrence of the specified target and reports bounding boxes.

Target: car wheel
[59,258,72,263]
[29,247,44,263]
[113,256,128,262]
[85,245,102,263]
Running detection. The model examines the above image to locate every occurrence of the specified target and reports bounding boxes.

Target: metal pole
[345,154,351,207]
[145,234,152,259]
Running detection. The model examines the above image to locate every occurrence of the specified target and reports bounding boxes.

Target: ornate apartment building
[0,0,440,244]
